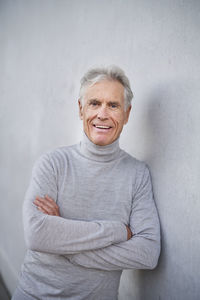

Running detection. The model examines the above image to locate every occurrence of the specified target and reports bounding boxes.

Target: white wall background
[0,0,200,299]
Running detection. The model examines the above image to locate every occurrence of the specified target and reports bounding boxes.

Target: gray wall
[0,0,200,299]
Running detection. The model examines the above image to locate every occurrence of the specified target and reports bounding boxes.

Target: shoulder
[120,148,147,171]
[33,143,79,173]
[119,149,151,185]
[47,143,78,161]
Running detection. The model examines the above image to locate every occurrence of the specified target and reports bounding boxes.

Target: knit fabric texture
[15,134,160,300]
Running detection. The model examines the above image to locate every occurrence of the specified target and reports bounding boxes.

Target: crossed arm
[34,188,160,271]
[24,153,160,270]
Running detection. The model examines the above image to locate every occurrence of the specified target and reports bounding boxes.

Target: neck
[79,133,120,162]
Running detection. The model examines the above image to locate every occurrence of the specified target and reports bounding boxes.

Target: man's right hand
[126,225,133,240]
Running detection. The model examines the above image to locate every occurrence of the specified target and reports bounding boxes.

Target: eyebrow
[88,99,101,104]
[108,101,120,106]
[87,99,121,108]
[88,99,120,105]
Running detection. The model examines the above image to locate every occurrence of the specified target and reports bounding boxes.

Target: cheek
[84,107,95,117]
[83,112,96,127]
[112,113,126,126]
[82,109,91,121]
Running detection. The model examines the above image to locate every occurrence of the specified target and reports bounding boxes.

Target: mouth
[93,124,112,130]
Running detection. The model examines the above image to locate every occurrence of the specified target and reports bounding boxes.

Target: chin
[96,142,109,146]
[91,136,111,146]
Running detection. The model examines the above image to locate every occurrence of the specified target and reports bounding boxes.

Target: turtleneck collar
[79,133,121,162]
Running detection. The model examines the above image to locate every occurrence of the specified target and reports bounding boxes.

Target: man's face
[79,80,131,146]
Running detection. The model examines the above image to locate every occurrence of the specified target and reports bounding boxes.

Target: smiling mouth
[93,124,112,130]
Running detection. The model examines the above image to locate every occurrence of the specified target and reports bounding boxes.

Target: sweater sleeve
[68,164,161,270]
[23,153,127,255]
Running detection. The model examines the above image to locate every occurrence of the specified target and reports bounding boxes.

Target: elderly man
[12,66,160,300]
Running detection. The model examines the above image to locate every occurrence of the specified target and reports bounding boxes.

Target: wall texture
[0,0,200,299]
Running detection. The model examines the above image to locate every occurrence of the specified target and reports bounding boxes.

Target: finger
[44,196,60,216]
[44,196,59,210]
[37,206,49,214]
[34,198,60,216]
[45,195,56,204]
[36,201,56,215]
[35,196,58,210]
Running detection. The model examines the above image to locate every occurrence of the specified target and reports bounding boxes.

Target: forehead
[84,80,125,103]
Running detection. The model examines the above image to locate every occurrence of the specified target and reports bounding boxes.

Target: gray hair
[79,65,133,111]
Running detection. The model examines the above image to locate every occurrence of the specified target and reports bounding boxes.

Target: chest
[57,158,134,224]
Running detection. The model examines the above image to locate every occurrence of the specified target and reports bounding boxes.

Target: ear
[78,99,83,120]
[124,105,132,125]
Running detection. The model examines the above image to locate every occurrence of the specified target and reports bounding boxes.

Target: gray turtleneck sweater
[14,134,160,300]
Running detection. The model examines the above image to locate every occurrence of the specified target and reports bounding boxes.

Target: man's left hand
[34,195,60,216]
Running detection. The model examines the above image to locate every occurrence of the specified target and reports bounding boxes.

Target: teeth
[95,125,110,129]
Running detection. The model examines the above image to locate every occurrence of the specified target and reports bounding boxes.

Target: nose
[97,105,109,120]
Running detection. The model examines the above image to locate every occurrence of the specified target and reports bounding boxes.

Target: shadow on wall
[0,275,10,300]
[133,80,198,299]
[143,80,196,167]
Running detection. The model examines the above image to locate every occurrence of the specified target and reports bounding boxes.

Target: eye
[89,100,100,106]
[109,102,119,109]
[111,104,117,108]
